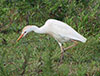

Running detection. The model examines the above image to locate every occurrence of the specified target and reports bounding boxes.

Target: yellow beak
[17,34,24,42]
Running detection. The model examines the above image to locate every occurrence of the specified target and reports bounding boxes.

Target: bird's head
[17,26,33,42]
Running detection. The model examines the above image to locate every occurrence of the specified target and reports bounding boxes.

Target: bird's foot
[59,54,64,64]
[58,59,63,64]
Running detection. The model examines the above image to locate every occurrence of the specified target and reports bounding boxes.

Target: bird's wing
[45,19,87,43]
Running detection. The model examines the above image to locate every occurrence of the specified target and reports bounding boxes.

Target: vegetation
[0,0,100,76]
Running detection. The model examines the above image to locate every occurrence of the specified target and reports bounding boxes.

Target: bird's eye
[24,31,26,33]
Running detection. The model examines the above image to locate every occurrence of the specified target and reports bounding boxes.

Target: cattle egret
[17,19,87,62]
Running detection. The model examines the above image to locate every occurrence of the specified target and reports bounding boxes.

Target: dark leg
[64,40,78,51]
[58,42,64,63]
[58,41,78,64]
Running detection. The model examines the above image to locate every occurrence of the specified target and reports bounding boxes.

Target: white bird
[17,19,87,62]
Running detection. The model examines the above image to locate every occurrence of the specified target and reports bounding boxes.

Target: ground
[0,31,100,76]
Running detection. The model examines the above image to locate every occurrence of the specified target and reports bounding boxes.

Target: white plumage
[43,19,87,43]
[17,19,87,63]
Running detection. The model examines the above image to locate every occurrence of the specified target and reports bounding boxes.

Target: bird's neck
[31,26,46,34]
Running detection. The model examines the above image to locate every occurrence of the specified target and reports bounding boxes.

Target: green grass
[0,31,100,76]
[0,0,100,76]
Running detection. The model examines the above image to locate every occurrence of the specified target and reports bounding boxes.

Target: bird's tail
[77,35,87,43]
[80,36,87,43]
[71,32,87,43]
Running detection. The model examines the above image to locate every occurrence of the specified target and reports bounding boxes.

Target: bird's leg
[58,42,64,63]
[60,45,64,63]
[64,40,78,51]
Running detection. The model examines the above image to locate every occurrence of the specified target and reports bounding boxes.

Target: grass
[0,30,100,76]
[0,0,100,76]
